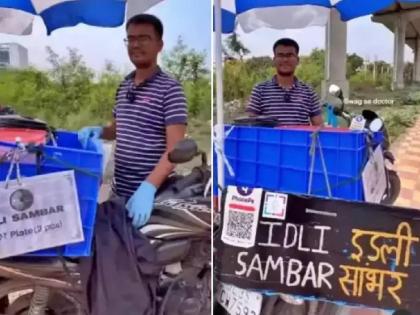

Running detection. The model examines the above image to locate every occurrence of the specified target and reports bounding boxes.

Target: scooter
[328,84,400,205]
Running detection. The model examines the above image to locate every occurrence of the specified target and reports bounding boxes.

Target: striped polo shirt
[246,76,321,125]
[112,68,187,198]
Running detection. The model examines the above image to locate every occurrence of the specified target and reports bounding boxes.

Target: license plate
[216,282,262,315]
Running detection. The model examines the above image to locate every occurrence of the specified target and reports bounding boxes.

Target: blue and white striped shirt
[246,76,321,125]
[112,69,188,197]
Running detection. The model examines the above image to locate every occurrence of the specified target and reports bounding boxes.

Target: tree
[46,46,94,87]
[161,36,208,82]
[0,40,211,129]
[245,56,273,73]
[161,37,189,81]
[347,53,364,77]
[188,52,208,82]
[224,33,250,60]
[295,49,325,92]
[161,37,210,118]
[311,49,324,65]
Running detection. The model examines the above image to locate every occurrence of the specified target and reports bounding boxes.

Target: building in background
[0,43,28,69]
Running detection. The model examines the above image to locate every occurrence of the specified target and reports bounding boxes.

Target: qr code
[226,210,254,240]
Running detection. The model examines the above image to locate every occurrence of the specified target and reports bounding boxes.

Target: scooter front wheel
[381,170,401,206]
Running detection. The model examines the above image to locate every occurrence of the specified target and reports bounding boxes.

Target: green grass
[377,105,420,143]
[325,104,420,143]
[187,118,211,153]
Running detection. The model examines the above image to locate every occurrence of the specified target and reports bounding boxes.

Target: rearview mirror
[168,139,198,164]
[328,84,342,98]
[369,118,384,132]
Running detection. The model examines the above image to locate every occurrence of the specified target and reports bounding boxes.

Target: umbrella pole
[214,0,225,194]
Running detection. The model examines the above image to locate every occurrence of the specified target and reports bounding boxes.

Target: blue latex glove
[78,126,102,149]
[126,181,157,228]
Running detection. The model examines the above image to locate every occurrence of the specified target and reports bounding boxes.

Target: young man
[247,38,323,126]
[78,14,187,228]
[246,38,327,314]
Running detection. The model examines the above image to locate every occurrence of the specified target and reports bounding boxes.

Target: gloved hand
[126,181,157,228]
[77,126,102,149]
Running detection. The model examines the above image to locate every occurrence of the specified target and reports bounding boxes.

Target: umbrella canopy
[220,0,420,33]
[221,0,332,33]
[0,0,164,35]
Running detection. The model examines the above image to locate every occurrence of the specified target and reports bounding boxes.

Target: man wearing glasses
[78,14,187,228]
[246,38,323,126]
[246,38,327,314]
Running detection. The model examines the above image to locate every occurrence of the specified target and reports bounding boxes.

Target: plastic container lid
[0,128,48,145]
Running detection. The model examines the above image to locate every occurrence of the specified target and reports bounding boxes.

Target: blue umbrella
[0,0,164,35]
[221,0,420,33]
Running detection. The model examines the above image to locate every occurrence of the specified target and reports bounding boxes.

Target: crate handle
[308,128,332,198]
[1,142,99,180]
[2,142,26,189]
[214,124,236,178]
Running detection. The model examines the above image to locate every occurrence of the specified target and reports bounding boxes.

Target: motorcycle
[0,111,211,315]
[327,84,401,205]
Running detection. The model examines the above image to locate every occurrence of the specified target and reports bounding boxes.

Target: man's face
[273,45,299,76]
[126,23,163,69]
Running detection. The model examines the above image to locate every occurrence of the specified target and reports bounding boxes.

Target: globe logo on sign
[9,189,34,212]
[237,187,253,196]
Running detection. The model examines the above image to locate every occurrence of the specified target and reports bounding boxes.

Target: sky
[0,0,211,73]
[232,15,414,63]
[0,2,415,73]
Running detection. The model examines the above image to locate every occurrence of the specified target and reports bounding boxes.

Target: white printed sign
[0,170,84,258]
[221,186,262,248]
[349,115,366,131]
[217,282,262,315]
[362,146,387,204]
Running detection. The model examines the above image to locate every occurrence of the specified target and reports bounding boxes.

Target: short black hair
[273,38,299,55]
[126,14,163,39]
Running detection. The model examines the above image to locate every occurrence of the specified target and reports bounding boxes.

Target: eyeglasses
[124,35,153,46]
[275,53,297,59]
[284,93,291,103]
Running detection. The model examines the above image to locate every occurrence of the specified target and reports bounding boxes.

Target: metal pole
[214,0,225,193]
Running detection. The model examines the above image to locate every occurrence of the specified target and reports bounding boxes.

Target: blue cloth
[325,104,338,127]
[126,181,157,228]
[78,126,102,149]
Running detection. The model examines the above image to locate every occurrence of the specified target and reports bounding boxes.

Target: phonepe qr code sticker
[221,186,262,248]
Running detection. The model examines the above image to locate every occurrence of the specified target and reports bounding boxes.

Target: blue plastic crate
[214,125,383,201]
[0,131,103,257]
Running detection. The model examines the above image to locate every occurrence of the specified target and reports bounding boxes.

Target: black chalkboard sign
[214,186,420,313]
